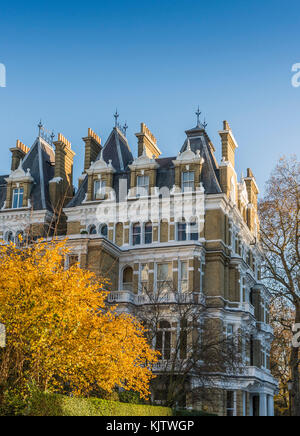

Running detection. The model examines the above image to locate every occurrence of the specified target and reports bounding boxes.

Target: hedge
[26,391,173,417]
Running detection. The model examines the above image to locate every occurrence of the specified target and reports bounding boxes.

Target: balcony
[107,291,205,306]
[226,301,255,316]
[245,366,278,386]
[107,291,136,304]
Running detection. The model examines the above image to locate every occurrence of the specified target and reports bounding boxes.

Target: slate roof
[181,125,222,194]
[102,127,133,171]
[66,124,222,208]
[0,176,8,209]
[0,136,55,211]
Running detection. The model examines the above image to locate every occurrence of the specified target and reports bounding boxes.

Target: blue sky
[0,0,299,192]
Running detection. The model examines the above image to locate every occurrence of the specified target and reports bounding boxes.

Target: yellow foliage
[0,239,158,398]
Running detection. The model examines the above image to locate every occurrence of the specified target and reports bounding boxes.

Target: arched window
[144,222,152,244]
[5,231,14,243]
[89,225,97,235]
[122,266,133,292]
[177,221,186,241]
[15,231,24,247]
[132,223,141,246]
[188,219,198,241]
[99,224,108,238]
[156,321,171,360]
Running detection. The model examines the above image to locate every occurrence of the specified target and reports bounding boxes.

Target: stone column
[259,393,267,416]
[267,395,274,416]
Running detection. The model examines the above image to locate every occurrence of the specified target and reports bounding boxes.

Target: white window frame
[139,263,149,293]
[132,223,141,246]
[136,175,149,197]
[12,187,24,209]
[156,262,173,293]
[144,222,152,244]
[179,260,188,293]
[177,222,187,241]
[93,178,106,200]
[182,171,194,192]
[226,390,237,417]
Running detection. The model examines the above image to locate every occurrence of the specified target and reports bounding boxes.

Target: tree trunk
[290,301,300,416]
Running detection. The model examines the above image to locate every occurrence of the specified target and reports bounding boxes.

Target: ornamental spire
[114,109,119,127]
[195,106,201,127]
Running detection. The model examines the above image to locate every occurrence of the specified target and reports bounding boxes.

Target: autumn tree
[270,299,294,415]
[0,239,158,403]
[259,156,300,416]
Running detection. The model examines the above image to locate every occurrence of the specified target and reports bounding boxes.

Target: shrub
[26,391,173,416]
[0,389,27,416]
[118,390,143,404]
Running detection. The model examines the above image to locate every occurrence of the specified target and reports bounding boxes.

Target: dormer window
[93,179,106,200]
[136,175,149,197]
[12,187,24,209]
[182,171,194,192]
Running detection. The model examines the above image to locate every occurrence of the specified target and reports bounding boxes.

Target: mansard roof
[0,136,55,211]
[22,137,55,211]
[181,126,222,194]
[102,127,133,171]
[66,123,222,209]
[0,176,8,210]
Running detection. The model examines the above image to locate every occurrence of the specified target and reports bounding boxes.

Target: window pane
[182,172,194,192]
[94,179,106,200]
[137,176,149,196]
[133,224,141,245]
[13,191,18,209]
[158,263,172,281]
[19,190,24,207]
[89,225,97,235]
[181,261,188,280]
[145,223,152,244]
[13,188,24,209]
[164,331,171,359]
[156,331,163,359]
[100,224,108,237]
[180,261,188,292]
[178,223,186,241]
[189,221,198,241]
[141,264,149,281]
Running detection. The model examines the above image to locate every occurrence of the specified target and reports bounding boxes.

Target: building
[0,112,278,416]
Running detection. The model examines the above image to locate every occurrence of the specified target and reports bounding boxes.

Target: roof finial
[203,118,208,129]
[38,120,43,137]
[114,109,119,127]
[50,131,55,145]
[195,106,201,127]
[123,121,128,136]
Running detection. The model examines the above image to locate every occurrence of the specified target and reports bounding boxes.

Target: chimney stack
[135,123,161,159]
[83,128,102,172]
[10,140,30,171]
[50,133,75,210]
